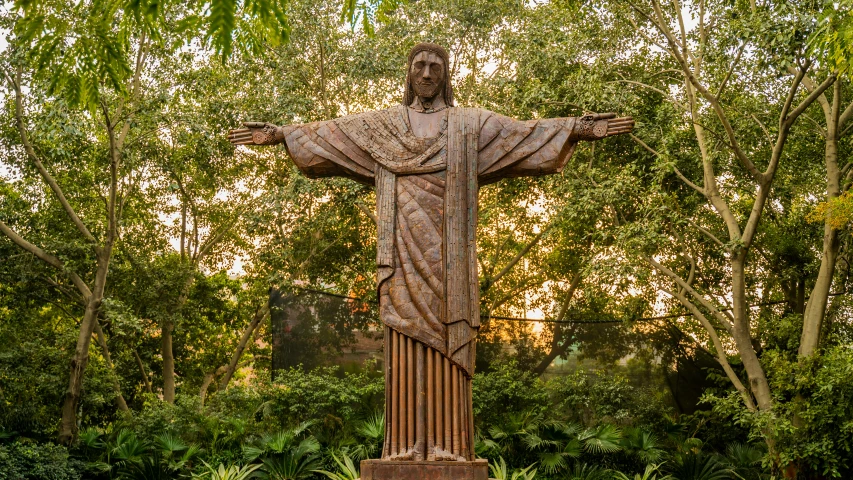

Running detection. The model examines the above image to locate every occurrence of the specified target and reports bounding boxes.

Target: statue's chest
[408,109,446,138]
[336,106,450,175]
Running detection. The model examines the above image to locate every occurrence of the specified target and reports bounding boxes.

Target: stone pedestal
[360,459,489,480]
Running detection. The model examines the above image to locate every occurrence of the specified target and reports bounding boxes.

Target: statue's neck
[409,95,447,113]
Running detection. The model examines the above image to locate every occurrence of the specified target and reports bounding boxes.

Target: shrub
[473,361,549,427]
[0,441,82,480]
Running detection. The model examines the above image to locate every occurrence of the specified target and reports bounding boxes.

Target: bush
[0,441,82,480]
[546,371,669,426]
[473,360,549,428]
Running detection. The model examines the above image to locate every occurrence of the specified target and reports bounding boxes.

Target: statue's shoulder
[447,107,509,131]
[334,105,405,122]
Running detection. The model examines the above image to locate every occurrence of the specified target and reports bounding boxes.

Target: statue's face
[410,51,445,100]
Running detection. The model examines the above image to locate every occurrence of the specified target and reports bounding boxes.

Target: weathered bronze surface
[229,42,633,469]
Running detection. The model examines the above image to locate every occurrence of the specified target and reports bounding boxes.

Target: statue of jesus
[229,43,633,465]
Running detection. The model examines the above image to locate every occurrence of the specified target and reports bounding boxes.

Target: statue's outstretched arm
[478,111,634,182]
[570,113,634,141]
[228,121,295,146]
[228,120,375,183]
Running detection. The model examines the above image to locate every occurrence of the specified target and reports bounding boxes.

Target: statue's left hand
[228,121,283,145]
[573,113,634,141]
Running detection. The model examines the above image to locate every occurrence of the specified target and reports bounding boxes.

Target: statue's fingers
[228,128,252,137]
[242,121,267,128]
[606,127,633,136]
[607,121,634,130]
[228,131,254,141]
[594,112,617,120]
[229,134,255,144]
[607,122,634,131]
[607,118,634,128]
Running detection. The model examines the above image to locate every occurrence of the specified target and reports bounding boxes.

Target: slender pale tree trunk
[730,255,773,411]
[93,321,129,412]
[161,320,176,403]
[219,304,270,390]
[133,348,153,394]
[58,256,110,443]
[800,81,847,357]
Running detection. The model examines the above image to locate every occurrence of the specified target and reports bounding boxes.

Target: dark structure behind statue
[230,43,633,478]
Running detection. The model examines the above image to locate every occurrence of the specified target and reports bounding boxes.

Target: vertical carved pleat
[443,356,451,452]
[451,366,460,457]
[460,371,470,459]
[467,377,475,458]
[426,346,435,460]
[398,331,406,455]
[415,343,426,461]
[389,330,398,456]
[406,336,414,450]
[433,348,443,455]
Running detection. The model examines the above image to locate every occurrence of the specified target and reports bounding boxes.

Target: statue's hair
[403,43,454,107]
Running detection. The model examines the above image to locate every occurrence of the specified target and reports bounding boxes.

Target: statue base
[359,459,489,480]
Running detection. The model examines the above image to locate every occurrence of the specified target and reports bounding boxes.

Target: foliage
[612,464,672,480]
[472,361,549,428]
[315,453,360,480]
[195,462,262,480]
[488,456,538,480]
[666,452,735,480]
[808,191,853,230]
[0,441,83,480]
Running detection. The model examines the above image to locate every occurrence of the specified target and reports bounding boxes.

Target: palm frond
[580,424,622,454]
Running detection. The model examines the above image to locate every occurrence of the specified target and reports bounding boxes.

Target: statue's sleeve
[282,119,377,185]
[477,110,578,185]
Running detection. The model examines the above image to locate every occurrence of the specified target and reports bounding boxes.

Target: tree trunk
[93,320,129,412]
[532,273,582,376]
[58,257,109,444]
[219,304,270,390]
[730,255,773,412]
[162,267,196,403]
[532,331,573,376]
[800,134,840,358]
[162,320,176,403]
[133,348,153,394]
[199,365,227,406]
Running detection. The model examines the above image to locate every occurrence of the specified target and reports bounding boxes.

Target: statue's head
[403,43,454,107]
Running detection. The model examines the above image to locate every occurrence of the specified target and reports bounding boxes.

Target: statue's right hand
[228,121,282,145]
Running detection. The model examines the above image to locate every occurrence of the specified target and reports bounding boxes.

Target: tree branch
[486,228,549,290]
[686,218,727,250]
[838,101,853,133]
[749,113,775,144]
[785,72,837,128]
[630,133,705,194]
[610,79,689,112]
[355,201,378,224]
[0,219,92,299]
[647,0,762,181]
[715,41,745,100]
[9,68,97,244]
[663,287,756,412]
[133,348,153,394]
[644,253,734,334]
[219,303,270,390]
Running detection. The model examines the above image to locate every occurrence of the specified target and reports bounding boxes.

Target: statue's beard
[413,81,442,100]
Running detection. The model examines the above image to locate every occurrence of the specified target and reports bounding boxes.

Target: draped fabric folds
[281,105,578,461]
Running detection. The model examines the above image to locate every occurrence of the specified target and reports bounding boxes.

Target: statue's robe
[282,105,578,461]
